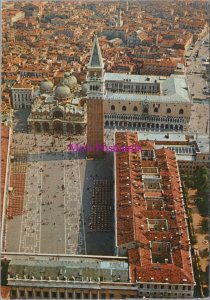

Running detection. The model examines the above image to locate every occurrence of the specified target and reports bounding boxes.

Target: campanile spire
[88,34,104,69]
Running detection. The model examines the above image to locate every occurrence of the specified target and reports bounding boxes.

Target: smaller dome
[60,72,77,92]
[81,83,88,96]
[55,83,71,100]
[40,80,53,94]
[64,72,71,78]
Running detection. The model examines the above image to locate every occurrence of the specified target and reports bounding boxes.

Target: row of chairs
[89,181,113,232]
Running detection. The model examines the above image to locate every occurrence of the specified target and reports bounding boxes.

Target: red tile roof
[115,132,194,285]
[1,125,9,218]
[0,286,11,299]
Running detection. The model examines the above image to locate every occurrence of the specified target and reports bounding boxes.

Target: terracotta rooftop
[1,125,9,219]
[12,83,33,89]
[115,132,194,285]
[0,286,11,299]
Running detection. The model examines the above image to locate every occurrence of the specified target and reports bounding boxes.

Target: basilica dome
[60,72,77,92]
[81,83,88,96]
[55,82,71,100]
[40,80,53,94]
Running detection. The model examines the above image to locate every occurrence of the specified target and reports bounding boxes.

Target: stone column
[40,122,44,133]
[63,123,67,135]
[32,288,36,299]
[30,122,34,134]
[16,288,20,299]
[49,122,53,134]
[73,124,76,135]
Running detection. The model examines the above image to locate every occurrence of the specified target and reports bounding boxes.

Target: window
[179,109,184,114]
[84,293,89,299]
[161,285,164,289]
[109,294,114,298]
[11,290,17,298]
[167,108,171,114]
[27,291,33,298]
[52,291,57,298]
[188,286,191,290]
[36,291,41,298]
[121,296,126,299]
[92,294,97,299]
[101,293,106,299]
[147,284,150,289]
[111,105,115,111]
[60,292,65,298]
[76,293,81,299]
[68,293,73,298]
[183,286,186,290]
[44,291,49,298]
[175,286,178,290]
[20,290,25,298]
[122,106,126,111]
[140,284,143,288]
[154,285,157,289]
[133,106,138,111]
[154,107,158,112]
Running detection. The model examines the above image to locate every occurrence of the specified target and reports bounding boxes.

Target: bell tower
[86,34,105,159]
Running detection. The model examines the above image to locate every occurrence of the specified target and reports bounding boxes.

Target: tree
[201,218,209,233]
[196,197,208,216]
[194,167,209,216]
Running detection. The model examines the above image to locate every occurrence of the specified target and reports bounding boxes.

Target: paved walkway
[190,104,209,134]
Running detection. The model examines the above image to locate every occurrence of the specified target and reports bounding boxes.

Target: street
[186,34,209,100]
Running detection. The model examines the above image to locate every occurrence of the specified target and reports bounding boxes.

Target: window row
[90,85,100,91]
[13,94,32,100]
[139,291,192,297]
[110,105,184,114]
[139,284,192,290]
[11,290,135,299]
[106,83,158,90]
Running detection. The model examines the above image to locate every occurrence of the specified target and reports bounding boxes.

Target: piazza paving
[4,132,114,256]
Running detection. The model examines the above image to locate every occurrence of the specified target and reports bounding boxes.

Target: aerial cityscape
[1,0,209,299]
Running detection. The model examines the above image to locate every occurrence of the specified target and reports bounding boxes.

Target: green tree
[194,167,209,216]
[201,218,209,233]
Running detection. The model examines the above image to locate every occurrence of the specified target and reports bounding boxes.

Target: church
[27,72,87,135]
